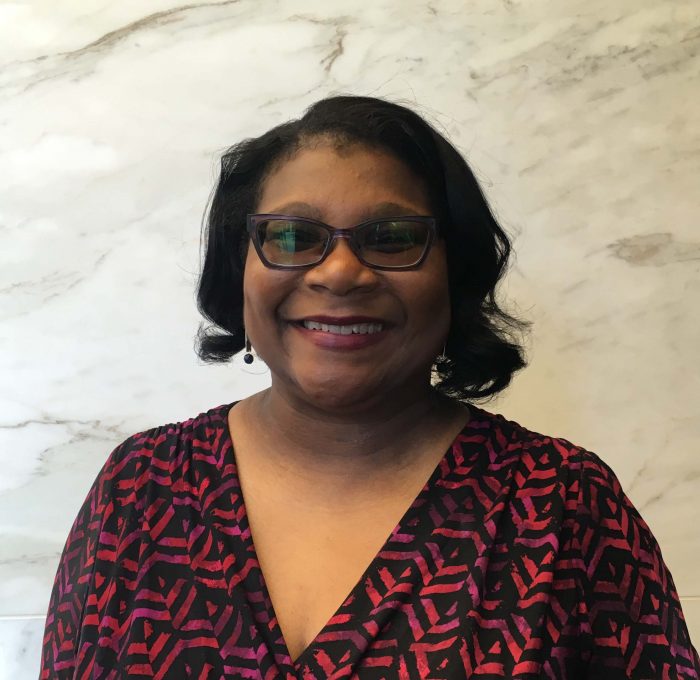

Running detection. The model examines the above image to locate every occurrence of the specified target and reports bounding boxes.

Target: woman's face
[243,141,451,412]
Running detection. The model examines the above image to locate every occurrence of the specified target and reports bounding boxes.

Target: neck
[239,379,466,487]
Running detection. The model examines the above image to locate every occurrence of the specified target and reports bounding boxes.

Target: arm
[39,436,134,679]
[574,452,700,679]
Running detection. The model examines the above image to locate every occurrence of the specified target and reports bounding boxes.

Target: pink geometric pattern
[41,402,700,678]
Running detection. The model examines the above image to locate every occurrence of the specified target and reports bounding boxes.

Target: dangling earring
[243,333,254,364]
[438,343,448,361]
[236,332,268,375]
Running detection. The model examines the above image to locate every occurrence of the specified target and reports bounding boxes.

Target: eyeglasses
[246,214,437,270]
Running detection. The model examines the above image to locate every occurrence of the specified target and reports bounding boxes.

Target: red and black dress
[41,402,700,678]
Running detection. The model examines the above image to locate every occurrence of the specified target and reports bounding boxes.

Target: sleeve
[39,435,139,679]
[573,451,700,679]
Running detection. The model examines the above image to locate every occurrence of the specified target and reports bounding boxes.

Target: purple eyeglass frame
[246,214,438,271]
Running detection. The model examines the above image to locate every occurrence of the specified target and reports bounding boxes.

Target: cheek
[243,249,277,297]
[393,272,450,357]
[242,253,296,332]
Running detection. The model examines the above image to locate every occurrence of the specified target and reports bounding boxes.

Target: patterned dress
[41,401,700,679]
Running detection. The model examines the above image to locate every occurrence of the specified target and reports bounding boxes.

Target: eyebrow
[264,201,426,222]
[265,202,324,219]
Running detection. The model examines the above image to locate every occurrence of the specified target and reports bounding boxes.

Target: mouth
[300,320,384,335]
[289,316,389,349]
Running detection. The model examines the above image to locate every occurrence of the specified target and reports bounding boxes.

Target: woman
[41,96,699,679]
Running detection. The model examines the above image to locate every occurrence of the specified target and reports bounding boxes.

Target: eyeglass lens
[255,218,431,268]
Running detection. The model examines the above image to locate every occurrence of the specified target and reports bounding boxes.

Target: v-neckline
[216,400,485,672]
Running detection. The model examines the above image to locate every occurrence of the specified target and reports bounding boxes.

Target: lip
[289,315,390,350]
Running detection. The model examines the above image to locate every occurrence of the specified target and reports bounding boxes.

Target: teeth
[303,321,384,334]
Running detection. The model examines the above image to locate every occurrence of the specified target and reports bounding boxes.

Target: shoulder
[492,410,647,535]
[40,402,236,675]
[470,408,700,676]
[52,401,236,582]
[464,405,649,543]
[88,401,235,513]
[467,404,612,492]
[107,401,232,468]
[470,404,673,553]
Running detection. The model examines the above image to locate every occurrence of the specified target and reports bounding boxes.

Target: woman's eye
[365,224,417,251]
[267,226,318,251]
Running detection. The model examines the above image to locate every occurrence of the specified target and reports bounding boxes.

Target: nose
[304,234,379,295]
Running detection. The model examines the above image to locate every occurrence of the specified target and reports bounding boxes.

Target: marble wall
[1,0,698,676]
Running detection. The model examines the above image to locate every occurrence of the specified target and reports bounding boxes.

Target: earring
[437,343,448,361]
[243,333,254,364]
[236,330,268,375]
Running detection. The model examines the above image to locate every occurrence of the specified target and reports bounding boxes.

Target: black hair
[195,95,530,401]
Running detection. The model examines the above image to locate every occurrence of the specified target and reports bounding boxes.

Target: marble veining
[607,233,700,266]
[1,2,699,672]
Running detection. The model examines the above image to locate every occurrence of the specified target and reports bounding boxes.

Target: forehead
[256,143,431,220]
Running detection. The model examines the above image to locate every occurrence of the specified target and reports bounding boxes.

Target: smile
[302,320,384,335]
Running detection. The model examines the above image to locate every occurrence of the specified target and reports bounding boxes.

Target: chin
[292,371,389,414]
